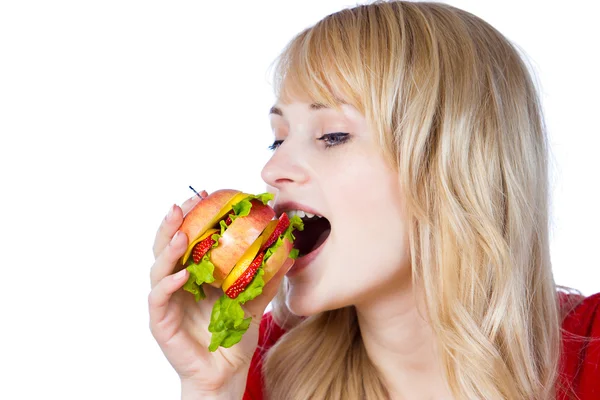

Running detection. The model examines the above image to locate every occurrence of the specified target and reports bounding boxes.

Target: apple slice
[263,237,293,283]
[225,251,265,299]
[259,213,290,253]
[209,200,274,286]
[221,239,262,293]
[181,190,249,264]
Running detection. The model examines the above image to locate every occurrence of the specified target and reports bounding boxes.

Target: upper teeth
[287,209,322,219]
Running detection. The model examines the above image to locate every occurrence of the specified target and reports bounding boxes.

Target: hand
[148,191,292,397]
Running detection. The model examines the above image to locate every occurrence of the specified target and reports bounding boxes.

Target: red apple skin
[179,189,240,246]
[263,237,294,283]
[209,201,275,286]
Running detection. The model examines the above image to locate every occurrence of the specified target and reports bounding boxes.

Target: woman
[148,1,600,399]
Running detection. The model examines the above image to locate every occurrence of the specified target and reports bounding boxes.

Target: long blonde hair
[264,1,562,399]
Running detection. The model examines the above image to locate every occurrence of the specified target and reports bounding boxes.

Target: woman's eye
[268,133,350,151]
[268,140,284,151]
[318,132,350,148]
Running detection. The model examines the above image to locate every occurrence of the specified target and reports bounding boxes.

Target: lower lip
[286,234,330,277]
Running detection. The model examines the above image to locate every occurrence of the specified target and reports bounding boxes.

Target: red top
[243,292,600,399]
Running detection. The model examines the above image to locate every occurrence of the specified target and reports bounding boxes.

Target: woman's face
[261,99,411,316]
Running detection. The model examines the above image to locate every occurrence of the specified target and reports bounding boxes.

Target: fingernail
[174,268,188,280]
[189,190,206,201]
[166,204,175,221]
[171,231,182,245]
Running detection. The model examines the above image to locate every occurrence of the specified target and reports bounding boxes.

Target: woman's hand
[148,191,291,399]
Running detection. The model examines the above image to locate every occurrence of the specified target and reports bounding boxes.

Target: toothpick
[189,185,204,199]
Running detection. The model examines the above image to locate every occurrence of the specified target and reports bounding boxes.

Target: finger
[152,204,184,259]
[246,257,294,316]
[152,191,206,259]
[150,230,188,288]
[181,190,208,216]
[148,268,189,328]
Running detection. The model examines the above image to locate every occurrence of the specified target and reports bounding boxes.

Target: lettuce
[283,214,304,242]
[251,192,275,206]
[289,248,300,259]
[183,253,216,301]
[230,193,274,222]
[182,194,273,302]
[184,227,221,301]
[186,195,304,350]
[206,215,304,351]
[208,268,265,351]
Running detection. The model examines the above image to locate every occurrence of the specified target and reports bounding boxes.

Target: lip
[286,231,330,277]
[274,201,324,218]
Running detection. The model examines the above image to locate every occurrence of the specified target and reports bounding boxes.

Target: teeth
[286,209,322,219]
[287,210,301,219]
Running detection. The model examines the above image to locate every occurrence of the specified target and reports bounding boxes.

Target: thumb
[245,258,294,316]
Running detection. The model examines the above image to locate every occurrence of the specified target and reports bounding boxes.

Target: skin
[262,100,454,399]
[148,100,453,399]
[148,190,294,400]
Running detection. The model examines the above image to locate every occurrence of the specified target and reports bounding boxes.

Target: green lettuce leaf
[204,195,302,351]
[289,248,300,259]
[236,266,266,304]
[264,236,283,263]
[283,214,304,241]
[231,199,252,219]
[183,253,216,301]
[217,219,227,236]
[260,214,305,266]
[207,268,265,351]
[229,193,275,222]
[282,214,304,259]
[252,192,274,205]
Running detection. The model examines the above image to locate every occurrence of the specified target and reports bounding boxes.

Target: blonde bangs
[270,14,365,113]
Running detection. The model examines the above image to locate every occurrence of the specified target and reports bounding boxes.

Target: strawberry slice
[225,252,265,299]
[224,210,235,226]
[192,235,217,263]
[192,211,234,263]
[259,213,290,252]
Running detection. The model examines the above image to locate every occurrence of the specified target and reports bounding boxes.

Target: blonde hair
[264,1,563,399]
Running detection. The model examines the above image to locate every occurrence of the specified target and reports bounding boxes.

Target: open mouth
[293,215,331,257]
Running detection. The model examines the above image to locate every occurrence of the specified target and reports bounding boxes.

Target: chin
[284,284,321,317]
[284,280,352,317]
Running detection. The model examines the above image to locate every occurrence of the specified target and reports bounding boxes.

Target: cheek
[285,149,411,315]
[285,206,412,316]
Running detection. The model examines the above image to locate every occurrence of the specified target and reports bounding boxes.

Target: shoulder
[559,291,600,399]
[243,312,287,400]
[561,291,600,334]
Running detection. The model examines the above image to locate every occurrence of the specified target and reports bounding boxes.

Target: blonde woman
[148,1,600,399]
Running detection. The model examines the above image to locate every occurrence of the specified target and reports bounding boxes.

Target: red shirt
[243,292,600,399]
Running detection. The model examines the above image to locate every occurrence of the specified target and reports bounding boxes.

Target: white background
[0,1,598,399]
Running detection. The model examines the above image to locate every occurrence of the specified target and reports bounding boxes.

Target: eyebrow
[269,102,330,116]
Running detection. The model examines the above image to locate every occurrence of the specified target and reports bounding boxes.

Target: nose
[261,142,310,190]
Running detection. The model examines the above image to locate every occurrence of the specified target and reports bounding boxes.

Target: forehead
[269,101,367,131]
[269,102,332,117]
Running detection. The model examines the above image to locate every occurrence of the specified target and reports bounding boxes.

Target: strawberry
[192,235,217,263]
[259,213,290,253]
[225,252,265,299]
[224,210,235,226]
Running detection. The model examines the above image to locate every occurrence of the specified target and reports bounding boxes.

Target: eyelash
[268,132,350,151]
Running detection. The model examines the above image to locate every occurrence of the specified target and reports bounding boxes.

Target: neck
[355,286,453,400]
